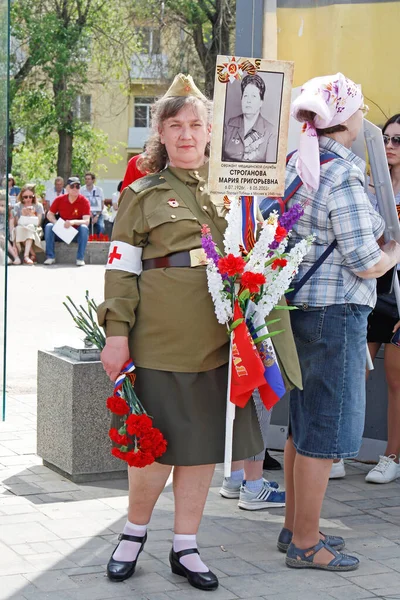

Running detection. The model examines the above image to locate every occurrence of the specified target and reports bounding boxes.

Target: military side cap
[163,74,207,101]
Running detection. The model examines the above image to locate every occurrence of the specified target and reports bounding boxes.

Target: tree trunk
[53,78,74,180]
[56,129,73,181]
[202,0,233,97]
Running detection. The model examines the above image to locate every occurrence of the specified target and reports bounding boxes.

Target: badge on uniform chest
[168,198,179,208]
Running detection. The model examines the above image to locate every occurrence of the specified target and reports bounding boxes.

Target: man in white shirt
[80,172,105,234]
[45,176,65,209]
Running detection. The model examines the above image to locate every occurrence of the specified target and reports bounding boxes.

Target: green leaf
[228,318,244,333]
[253,329,284,344]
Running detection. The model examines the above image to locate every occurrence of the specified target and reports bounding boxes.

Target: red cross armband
[105,241,143,275]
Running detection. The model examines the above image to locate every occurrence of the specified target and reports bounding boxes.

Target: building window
[136,27,161,55]
[134,97,154,128]
[74,95,91,123]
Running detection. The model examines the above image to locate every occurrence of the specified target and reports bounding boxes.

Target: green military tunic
[98,162,301,465]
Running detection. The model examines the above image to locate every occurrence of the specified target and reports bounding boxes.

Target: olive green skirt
[112,364,263,466]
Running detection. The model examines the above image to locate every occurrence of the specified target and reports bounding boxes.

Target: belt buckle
[189,248,208,267]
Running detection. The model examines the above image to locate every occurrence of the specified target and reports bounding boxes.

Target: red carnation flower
[274,226,287,243]
[108,428,129,446]
[106,396,130,416]
[124,449,155,468]
[272,258,288,270]
[218,254,246,277]
[241,271,266,294]
[140,428,168,457]
[111,447,128,461]
[126,413,153,437]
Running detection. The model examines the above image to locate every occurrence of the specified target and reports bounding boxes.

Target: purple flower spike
[279,203,304,231]
[201,234,220,267]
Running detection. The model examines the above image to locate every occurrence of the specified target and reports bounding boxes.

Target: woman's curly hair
[138,95,213,174]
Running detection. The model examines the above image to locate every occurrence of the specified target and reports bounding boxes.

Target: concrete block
[36,242,110,265]
[37,350,126,482]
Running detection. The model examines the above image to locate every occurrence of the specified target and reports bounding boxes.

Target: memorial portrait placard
[209,56,294,198]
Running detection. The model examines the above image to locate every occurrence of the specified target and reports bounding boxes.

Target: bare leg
[23,239,33,258]
[231,460,243,471]
[283,436,296,531]
[127,461,172,524]
[292,454,334,564]
[173,464,215,572]
[384,344,400,461]
[243,459,263,480]
[173,464,215,533]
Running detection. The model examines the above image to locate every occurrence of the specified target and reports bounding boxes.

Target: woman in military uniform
[98,74,300,590]
[223,74,277,163]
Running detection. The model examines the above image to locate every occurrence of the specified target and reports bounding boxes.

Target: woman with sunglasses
[12,184,44,265]
[366,114,400,484]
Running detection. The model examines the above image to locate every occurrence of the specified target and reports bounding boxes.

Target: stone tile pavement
[2,265,400,599]
[2,393,400,600]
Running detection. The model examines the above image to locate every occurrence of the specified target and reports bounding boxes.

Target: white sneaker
[44,258,56,265]
[238,480,285,510]
[329,459,346,479]
[76,260,85,266]
[365,455,400,484]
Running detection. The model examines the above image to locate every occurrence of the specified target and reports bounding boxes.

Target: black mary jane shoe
[169,548,219,591]
[106,532,147,582]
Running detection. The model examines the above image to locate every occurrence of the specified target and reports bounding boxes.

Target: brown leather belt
[142,248,208,270]
[142,251,191,270]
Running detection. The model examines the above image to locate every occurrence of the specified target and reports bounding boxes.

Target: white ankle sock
[173,534,208,573]
[112,520,147,562]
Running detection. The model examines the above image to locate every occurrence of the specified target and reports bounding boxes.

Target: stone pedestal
[37,349,127,482]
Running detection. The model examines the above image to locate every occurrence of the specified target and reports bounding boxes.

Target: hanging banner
[209,56,294,198]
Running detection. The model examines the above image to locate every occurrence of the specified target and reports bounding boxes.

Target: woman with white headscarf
[277,73,400,571]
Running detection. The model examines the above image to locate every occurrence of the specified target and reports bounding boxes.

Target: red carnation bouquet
[64,292,167,467]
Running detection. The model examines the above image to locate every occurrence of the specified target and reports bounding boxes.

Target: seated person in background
[12,185,44,265]
[44,176,90,267]
[8,174,21,206]
[44,176,65,212]
[80,172,105,235]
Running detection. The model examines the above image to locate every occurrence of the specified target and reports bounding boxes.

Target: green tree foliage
[161,0,236,97]
[10,0,140,181]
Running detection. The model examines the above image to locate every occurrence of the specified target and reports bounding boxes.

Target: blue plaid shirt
[287,137,385,308]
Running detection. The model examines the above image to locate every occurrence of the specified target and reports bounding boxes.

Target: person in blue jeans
[44,176,91,266]
[280,73,400,572]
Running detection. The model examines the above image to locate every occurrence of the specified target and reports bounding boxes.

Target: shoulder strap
[130,173,166,194]
[162,168,225,252]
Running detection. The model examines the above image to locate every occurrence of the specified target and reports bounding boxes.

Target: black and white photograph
[222,71,283,164]
[209,56,294,198]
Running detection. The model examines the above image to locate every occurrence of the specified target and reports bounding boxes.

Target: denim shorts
[289,303,371,459]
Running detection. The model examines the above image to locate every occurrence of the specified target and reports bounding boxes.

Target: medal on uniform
[168,199,179,207]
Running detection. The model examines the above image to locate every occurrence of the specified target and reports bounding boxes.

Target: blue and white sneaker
[238,480,286,510]
[219,477,279,499]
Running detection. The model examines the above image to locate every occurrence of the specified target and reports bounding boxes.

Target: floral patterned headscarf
[291,73,363,191]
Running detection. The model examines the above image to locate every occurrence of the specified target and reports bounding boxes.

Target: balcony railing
[131,54,168,81]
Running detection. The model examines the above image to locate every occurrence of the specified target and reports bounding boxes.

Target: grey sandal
[277,527,345,553]
[286,539,359,571]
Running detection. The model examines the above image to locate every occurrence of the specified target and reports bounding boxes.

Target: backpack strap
[286,240,338,302]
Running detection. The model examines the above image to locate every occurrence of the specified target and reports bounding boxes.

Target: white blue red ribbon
[114,360,136,397]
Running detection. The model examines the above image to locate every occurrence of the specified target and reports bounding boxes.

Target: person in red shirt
[121,147,147,192]
[44,176,91,266]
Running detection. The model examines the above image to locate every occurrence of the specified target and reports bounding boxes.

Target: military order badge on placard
[209,56,294,198]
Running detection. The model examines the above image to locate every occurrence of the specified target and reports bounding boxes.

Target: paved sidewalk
[2,391,400,600]
[2,266,400,600]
